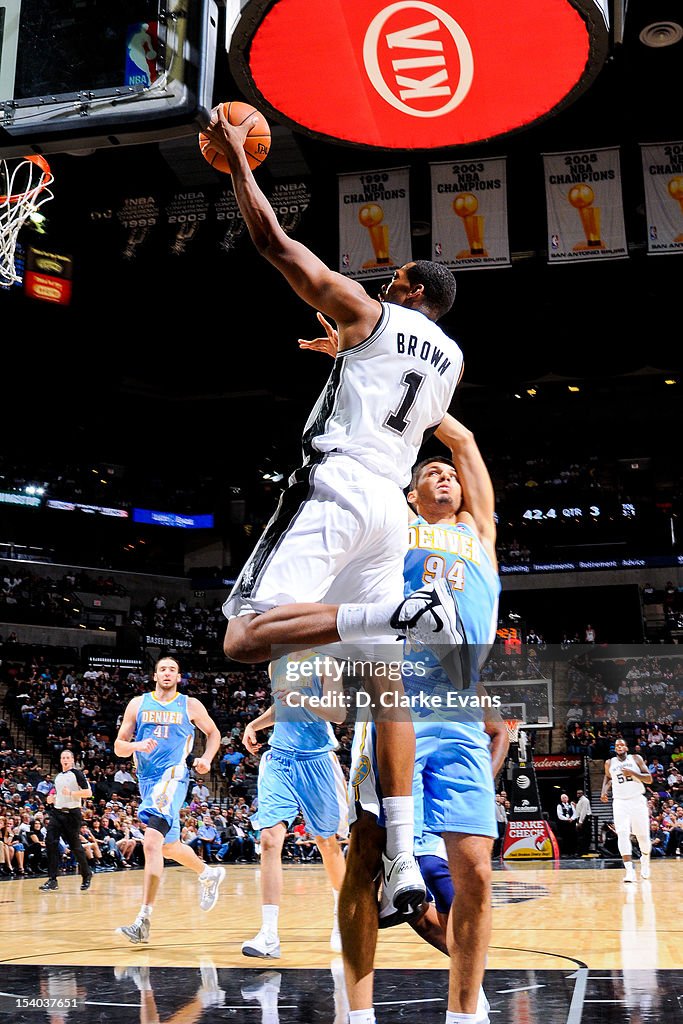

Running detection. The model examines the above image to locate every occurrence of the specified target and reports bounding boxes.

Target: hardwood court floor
[1,857,682,971]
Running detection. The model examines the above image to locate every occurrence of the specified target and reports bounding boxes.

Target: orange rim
[0,154,53,204]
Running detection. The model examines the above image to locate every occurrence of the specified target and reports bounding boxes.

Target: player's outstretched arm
[435,412,497,566]
[202,106,379,337]
[600,760,612,801]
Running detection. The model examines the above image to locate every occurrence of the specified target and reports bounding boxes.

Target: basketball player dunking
[601,738,653,883]
[204,106,467,915]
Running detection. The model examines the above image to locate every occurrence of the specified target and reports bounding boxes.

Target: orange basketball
[198,101,271,174]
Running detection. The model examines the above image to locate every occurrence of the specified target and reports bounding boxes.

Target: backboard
[0,0,218,157]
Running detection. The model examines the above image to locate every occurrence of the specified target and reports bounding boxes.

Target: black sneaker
[80,874,92,891]
[39,879,59,892]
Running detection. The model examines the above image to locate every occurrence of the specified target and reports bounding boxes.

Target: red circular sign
[230,0,609,149]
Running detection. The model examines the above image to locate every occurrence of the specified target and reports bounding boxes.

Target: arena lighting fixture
[526,388,537,396]
[228,0,610,149]
[639,20,683,47]
[664,378,676,385]
[568,385,580,392]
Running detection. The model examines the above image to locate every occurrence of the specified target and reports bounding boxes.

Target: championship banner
[269,181,312,236]
[338,167,412,280]
[430,157,510,270]
[164,190,210,257]
[503,819,559,861]
[543,146,628,263]
[640,142,683,255]
[213,188,247,253]
[116,195,160,261]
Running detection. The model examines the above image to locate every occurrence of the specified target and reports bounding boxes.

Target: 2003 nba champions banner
[429,157,510,270]
[640,142,683,255]
[338,167,412,281]
[543,146,628,264]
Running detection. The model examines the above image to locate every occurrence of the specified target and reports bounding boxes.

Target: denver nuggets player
[239,651,349,958]
[345,412,502,1024]
[114,655,225,944]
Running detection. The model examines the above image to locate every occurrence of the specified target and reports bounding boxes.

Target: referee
[39,749,93,892]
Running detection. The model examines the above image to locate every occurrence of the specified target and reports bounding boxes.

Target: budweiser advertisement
[533,755,583,771]
[503,819,559,861]
[228,0,610,149]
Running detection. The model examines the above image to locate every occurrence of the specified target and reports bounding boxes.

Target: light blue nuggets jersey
[269,653,338,758]
[403,518,501,713]
[134,691,195,782]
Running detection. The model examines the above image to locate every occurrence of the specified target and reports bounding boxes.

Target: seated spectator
[190,814,221,863]
[650,818,669,857]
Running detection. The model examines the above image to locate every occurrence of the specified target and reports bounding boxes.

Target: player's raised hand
[298,312,339,358]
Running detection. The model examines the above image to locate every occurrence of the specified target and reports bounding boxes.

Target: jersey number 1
[384,370,426,435]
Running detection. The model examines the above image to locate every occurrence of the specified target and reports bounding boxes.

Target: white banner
[640,141,683,255]
[543,146,628,264]
[338,167,412,280]
[430,157,510,271]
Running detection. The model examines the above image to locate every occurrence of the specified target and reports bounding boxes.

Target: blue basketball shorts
[256,747,349,839]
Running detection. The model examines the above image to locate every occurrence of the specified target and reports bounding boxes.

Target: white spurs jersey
[301,303,463,488]
[609,754,646,799]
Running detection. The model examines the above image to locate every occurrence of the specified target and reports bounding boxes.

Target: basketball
[198,101,271,175]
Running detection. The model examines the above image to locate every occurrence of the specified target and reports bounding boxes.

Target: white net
[0,157,54,285]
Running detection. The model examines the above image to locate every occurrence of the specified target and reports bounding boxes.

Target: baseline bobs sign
[229,1,609,149]
[338,167,412,280]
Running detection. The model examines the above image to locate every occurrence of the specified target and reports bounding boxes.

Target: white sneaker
[640,856,650,880]
[242,928,281,959]
[380,851,426,919]
[390,578,465,659]
[623,864,636,883]
[115,917,150,944]
[198,865,225,912]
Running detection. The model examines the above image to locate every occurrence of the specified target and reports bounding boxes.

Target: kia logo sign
[229,0,610,149]
[362,2,474,119]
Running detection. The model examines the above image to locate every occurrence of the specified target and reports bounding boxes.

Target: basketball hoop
[504,719,521,744]
[0,155,54,285]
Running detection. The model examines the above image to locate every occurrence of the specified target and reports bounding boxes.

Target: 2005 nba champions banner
[640,142,683,255]
[429,157,510,270]
[338,167,412,281]
[543,146,628,264]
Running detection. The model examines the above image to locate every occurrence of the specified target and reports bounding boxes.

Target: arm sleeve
[74,770,89,789]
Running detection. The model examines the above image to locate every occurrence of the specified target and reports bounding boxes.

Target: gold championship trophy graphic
[358,202,394,269]
[568,183,604,250]
[668,176,683,243]
[453,192,487,258]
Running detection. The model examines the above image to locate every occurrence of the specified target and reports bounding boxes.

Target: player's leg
[631,799,652,879]
[613,801,636,882]
[298,751,349,952]
[116,820,165,943]
[243,749,300,957]
[444,832,493,1017]
[242,823,287,958]
[338,810,385,1023]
